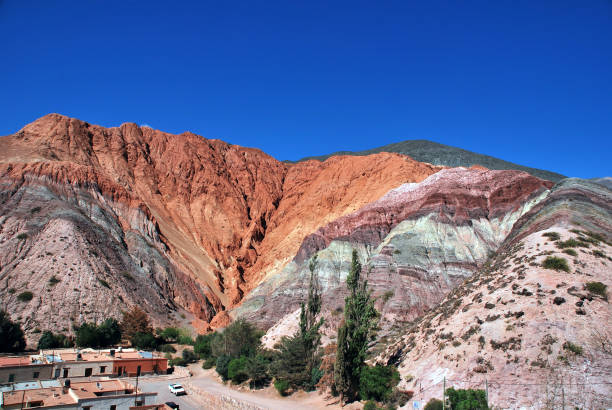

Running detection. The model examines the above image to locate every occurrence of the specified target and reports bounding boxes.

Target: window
[110,405,117,410]
[33,371,40,379]
[63,368,69,378]
[100,366,106,373]
[135,400,143,406]
[83,406,92,410]
[8,374,15,382]
[84,368,92,377]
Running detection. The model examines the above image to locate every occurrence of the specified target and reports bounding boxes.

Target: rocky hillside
[236,167,553,334]
[294,139,566,182]
[0,114,440,339]
[377,178,612,408]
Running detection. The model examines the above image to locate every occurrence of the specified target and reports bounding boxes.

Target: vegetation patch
[585,281,608,300]
[16,233,28,241]
[97,279,111,289]
[562,249,577,256]
[557,239,588,249]
[562,341,583,355]
[542,256,569,272]
[542,232,560,241]
[17,291,33,302]
[48,276,60,286]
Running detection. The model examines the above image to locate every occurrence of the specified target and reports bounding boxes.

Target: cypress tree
[334,249,379,404]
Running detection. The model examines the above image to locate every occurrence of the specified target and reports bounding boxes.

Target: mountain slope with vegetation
[294,139,566,182]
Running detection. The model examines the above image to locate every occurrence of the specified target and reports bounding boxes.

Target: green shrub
[274,379,290,396]
[0,310,26,352]
[38,331,73,349]
[130,331,158,350]
[424,398,443,410]
[16,233,28,240]
[48,276,61,286]
[194,333,213,358]
[17,291,34,302]
[8,288,15,294]
[359,365,400,402]
[563,341,583,355]
[542,256,569,272]
[182,349,198,363]
[543,232,560,241]
[585,281,607,299]
[170,357,187,367]
[557,239,588,249]
[216,355,232,381]
[202,356,216,369]
[364,401,379,410]
[177,335,194,345]
[228,356,249,384]
[158,344,176,353]
[76,319,121,348]
[446,387,488,410]
[562,249,577,256]
[161,327,180,342]
[246,354,271,388]
[30,207,41,214]
[593,250,605,258]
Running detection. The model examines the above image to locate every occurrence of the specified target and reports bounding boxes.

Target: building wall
[0,364,53,383]
[77,392,156,410]
[112,359,167,377]
[51,360,114,379]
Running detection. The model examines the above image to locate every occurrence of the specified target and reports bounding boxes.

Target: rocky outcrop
[236,168,553,331]
[0,114,441,338]
[377,179,612,408]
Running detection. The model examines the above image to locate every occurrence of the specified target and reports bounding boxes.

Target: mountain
[377,178,612,408]
[293,139,566,182]
[0,114,440,339]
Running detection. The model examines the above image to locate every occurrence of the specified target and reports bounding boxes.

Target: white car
[168,383,186,396]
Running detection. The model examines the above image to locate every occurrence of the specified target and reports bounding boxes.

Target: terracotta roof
[2,387,75,407]
[0,357,31,367]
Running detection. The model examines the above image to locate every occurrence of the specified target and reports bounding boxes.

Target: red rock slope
[0,114,440,334]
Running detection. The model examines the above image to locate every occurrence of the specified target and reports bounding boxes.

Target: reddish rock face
[0,114,441,334]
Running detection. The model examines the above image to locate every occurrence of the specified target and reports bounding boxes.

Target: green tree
[130,332,158,350]
[0,310,26,352]
[228,356,249,384]
[334,250,379,404]
[194,333,214,358]
[182,349,198,363]
[98,318,121,346]
[246,354,271,388]
[424,398,443,410]
[446,387,488,410]
[75,323,102,348]
[359,365,400,402]
[161,327,180,342]
[37,331,73,349]
[211,319,263,358]
[271,255,324,391]
[216,354,232,381]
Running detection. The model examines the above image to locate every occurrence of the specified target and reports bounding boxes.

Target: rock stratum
[376,178,612,408]
[0,114,439,338]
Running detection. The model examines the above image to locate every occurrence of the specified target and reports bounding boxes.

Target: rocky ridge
[376,178,612,408]
[0,114,439,338]
[236,167,553,333]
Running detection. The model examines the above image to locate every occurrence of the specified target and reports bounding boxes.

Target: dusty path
[182,364,357,410]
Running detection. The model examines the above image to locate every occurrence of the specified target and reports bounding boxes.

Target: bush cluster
[542,256,569,272]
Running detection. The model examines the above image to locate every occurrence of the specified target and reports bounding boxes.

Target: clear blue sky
[1,1,611,178]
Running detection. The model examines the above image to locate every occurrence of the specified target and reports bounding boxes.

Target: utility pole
[442,377,446,410]
[562,387,565,410]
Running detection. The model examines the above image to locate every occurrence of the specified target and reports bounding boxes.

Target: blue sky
[1,1,610,178]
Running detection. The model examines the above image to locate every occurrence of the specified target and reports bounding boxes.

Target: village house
[0,379,157,409]
[0,349,168,384]
[0,357,54,384]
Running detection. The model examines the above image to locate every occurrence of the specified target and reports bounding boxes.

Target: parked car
[165,402,179,410]
[168,383,186,396]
